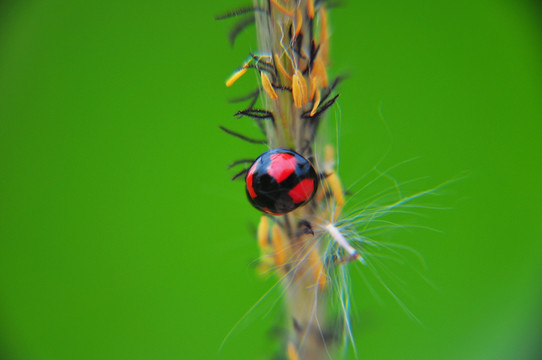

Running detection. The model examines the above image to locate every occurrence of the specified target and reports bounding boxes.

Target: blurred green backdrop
[1,0,541,359]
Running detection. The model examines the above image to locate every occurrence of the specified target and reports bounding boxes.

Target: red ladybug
[245,149,319,215]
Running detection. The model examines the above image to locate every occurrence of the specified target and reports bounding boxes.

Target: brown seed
[310,88,321,117]
[307,0,315,19]
[292,73,303,108]
[261,72,278,100]
[274,53,292,80]
[226,67,247,87]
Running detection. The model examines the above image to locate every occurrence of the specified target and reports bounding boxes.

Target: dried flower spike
[219,1,363,359]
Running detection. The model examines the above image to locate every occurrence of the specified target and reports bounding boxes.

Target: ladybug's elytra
[245,149,319,215]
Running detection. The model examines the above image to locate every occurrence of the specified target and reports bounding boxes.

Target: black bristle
[219,126,267,144]
[215,6,266,20]
[228,17,255,47]
[302,94,340,119]
[232,168,249,181]
[227,159,255,169]
[228,89,259,103]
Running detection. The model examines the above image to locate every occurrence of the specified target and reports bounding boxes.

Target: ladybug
[245,149,319,215]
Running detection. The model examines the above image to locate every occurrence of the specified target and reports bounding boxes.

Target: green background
[1,0,541,359]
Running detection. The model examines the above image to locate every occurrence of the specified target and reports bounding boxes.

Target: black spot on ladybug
[245,149,319,215]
